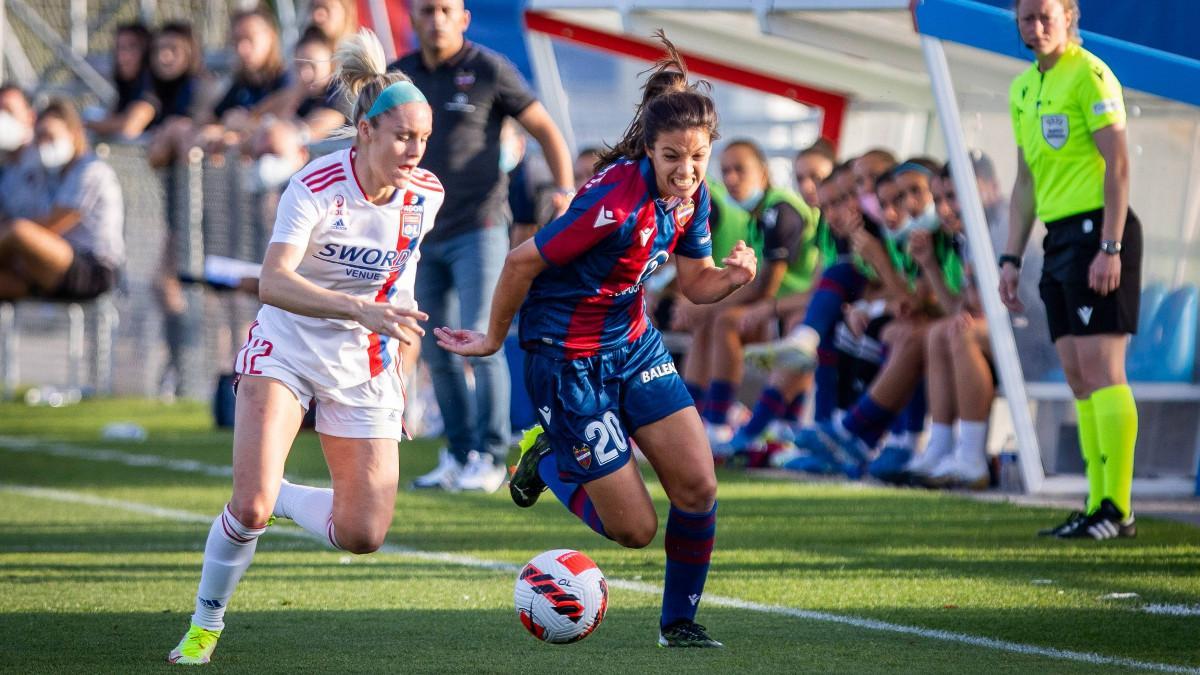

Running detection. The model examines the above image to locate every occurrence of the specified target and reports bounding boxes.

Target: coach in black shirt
[395,0,573,493]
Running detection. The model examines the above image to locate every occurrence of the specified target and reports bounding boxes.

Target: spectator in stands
[255,26,346,143]
[306,0,358,45]
[395,0,575,493]
[144,22,209,167]
[572,146,601,190]
[0,85,36,199]
[793,138,835,209]
[0,99,123,302]
[211,10,291,131]
[87,22,155,139]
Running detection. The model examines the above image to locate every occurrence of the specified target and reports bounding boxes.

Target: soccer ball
[514,549,608,644]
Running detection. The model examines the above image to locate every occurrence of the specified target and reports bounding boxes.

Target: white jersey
[244,148,444,389]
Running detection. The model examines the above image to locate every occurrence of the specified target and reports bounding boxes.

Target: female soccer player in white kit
[169,29,441,665]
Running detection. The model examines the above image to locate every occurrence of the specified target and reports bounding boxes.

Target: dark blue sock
[661,502,717,629]
[537,454,608,539]
[905,379,927,434]
[740,387,788,440]
[703,380,736,426]
[813,350,838,423]
[803,263,866,336]
[685,381,705,409]
[842,395,896,449]
[786,392,807,423]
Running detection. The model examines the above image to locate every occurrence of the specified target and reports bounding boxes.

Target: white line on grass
[2,478,1198,673]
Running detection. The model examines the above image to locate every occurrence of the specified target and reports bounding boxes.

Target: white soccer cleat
[411,447,462,490]
[455,451,507,493]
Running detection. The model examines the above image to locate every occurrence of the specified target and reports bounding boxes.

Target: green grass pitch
[0,399,1197,673]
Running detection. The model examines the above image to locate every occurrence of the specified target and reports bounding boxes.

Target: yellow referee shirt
[1009,43,1125,223]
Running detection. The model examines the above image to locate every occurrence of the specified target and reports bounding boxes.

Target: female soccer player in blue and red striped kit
[435,34,756,648]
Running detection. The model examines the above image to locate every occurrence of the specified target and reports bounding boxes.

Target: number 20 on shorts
[585,411,628,465]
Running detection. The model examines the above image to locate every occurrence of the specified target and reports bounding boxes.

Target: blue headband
[894,161,933,178]
[365,81,427,119]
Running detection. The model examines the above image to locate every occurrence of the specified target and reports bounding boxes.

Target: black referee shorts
[1038,207,1142,342]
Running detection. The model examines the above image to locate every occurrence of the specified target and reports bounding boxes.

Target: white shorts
[235,327,406,442]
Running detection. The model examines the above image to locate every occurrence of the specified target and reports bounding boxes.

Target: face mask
[37,137,74,170]
[901,200,940,235]
[258,153,298,190]
[733,188,763,211]
[859,192,883,223]
[0,111,31,152]
[499,142,520,174]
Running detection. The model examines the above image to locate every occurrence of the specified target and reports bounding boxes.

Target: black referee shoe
[509,425,553,508]
[1059,499,1136,540]
[1037,510,1087,537]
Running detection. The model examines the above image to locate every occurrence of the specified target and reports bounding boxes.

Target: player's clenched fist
[721,240,757,287]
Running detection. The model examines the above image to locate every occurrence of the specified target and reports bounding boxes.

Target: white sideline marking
[1142,604,1200,617]
[2,483,1198,673]
[2,438,1199,673]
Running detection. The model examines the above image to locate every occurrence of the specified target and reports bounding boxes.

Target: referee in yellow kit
[998,0,1140,540]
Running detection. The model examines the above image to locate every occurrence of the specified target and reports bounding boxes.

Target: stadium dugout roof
[520,0,1200,494]
[523,0,1200,147]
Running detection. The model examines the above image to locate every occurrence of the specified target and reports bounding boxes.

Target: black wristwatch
[998,254,1022,269]
[1100,240,1122,255]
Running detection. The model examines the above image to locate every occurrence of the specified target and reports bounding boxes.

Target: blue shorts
[524,329,694,484]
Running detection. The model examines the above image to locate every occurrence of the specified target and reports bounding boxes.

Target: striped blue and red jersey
[520,156,712,359]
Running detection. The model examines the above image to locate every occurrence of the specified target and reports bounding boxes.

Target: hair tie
[894,161,933,178]
[365,81,427,119]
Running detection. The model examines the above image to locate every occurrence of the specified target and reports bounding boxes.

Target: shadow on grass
[0,607,1189,675]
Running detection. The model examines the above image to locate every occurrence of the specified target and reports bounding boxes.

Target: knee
[335,527,387,555]
[227,496,274,529]
[670,475,718,514]
[611,517,658,549]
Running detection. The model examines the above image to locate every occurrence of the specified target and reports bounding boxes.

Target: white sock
[886,431,913,450]
[192,505,266,631]
[922,423,954,461]
[954,421,989,472]
[274,479,342,550]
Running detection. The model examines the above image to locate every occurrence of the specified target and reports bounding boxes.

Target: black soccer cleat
[509,425,553,508]
[1058,498,1136,540]
[1037,510,1087,537]
[657,621,724,648]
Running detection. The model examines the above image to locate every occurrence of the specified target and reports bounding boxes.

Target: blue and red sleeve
[535,162,636,267]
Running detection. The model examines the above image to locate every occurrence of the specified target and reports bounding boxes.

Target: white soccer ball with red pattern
[514,549,608,643]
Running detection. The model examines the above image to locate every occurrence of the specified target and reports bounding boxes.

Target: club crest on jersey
[333,193,345,215]
[454,70,475,90]
[573,443,593,469]
[402,214,422,238]
[673,200,695,229]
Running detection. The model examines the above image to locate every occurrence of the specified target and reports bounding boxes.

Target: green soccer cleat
[657,620,724,648]
[168,623,221,665]
[509,424,553,508]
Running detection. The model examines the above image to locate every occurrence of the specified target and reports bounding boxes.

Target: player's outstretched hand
[434,327,499,356]
[355,303,427,345]
[722,240,757,287]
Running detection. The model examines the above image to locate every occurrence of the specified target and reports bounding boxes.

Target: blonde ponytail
[330,28,413,139]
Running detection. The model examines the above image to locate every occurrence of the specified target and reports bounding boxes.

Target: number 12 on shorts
[585,411,628,465]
